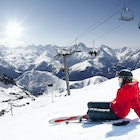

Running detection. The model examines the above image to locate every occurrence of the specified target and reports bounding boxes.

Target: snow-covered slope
[0,68,139,140]
[70,76,108,89]
[16,70,66,96]
[16,70,107,96]
[0,74,34,116]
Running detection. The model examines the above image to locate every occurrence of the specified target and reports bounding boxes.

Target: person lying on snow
[87,69,140,121]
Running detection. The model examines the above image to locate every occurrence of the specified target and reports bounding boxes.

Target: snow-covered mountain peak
[72,42,90,51]
[98,45,116,57]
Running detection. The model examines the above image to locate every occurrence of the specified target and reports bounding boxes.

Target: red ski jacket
[111,81,140,118]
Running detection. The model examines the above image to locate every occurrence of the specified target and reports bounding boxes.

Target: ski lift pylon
[119,0,134,21]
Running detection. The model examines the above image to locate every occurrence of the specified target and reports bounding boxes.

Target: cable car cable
[67,1,122,46]
[88,10,140,45]
[67,0,137,47]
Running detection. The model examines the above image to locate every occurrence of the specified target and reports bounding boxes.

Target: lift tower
[55,47,81,96]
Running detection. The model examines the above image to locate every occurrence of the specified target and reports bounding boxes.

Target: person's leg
[87,108,119,121]
[88,102,110,109]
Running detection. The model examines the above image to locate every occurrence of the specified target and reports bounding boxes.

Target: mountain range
[0,43,139,95]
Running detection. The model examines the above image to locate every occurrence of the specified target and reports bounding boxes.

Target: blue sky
[0,0,140,48]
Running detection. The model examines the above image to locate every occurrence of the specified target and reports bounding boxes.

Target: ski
[48,114,130,126]
[49,114,87,125]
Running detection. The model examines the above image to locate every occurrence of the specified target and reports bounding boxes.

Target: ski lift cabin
[138,22,140,29]
[119,7,134,21]
[88,50,97,56]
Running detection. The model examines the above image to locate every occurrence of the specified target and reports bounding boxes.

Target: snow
[16,70,66,95]
[70,59,103,72]
[70,60,92,71]
[0,68,140,140]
